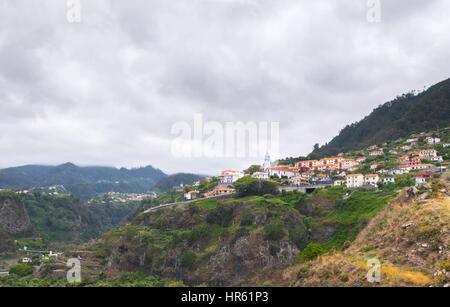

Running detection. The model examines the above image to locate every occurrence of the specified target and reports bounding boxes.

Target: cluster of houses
[181,132,447,200]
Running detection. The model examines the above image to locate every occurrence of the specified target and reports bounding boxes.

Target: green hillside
[314,77,450,156]
[0,163,167,200]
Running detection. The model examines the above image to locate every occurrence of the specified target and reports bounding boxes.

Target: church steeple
[263,152,271,172]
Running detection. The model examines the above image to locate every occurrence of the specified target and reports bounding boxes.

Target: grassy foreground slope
[82,185,396,286]
[285,173,449,287]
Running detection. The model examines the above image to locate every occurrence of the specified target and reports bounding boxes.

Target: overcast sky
[0,0,449,175]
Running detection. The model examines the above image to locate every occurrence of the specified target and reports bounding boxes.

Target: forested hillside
[153,173,205,193]
[0,190,139,249]
[314,78,450,156]
[21,192,139,243]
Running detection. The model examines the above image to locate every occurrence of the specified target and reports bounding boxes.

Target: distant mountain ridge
[153,173,206,192]
[313,77,450,156]
[0,163,167,200]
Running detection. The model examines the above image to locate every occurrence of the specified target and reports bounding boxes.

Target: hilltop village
[181,129,449,200]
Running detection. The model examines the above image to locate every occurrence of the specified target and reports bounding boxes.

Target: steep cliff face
[0,191,32,235]
[96,197,306,286]
[0,191,33,256]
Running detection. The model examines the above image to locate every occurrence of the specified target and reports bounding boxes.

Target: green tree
[245,165,262,175]
[234,177,278,197]
[298,243,326,263]
[9,263,34,277]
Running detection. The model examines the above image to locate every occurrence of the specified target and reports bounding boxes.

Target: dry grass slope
[284,172,450,287]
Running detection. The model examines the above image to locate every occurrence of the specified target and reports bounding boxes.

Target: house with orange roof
[346,174,364,188]
[289,176,308,186]
[339,159,358,170]
[312,164,336,172]
[268,166,298,178]
[294,160,320,168]
[419,149,437,157]
[320,157,344,165]
[430,156,443,162]
[397,155,410,164]
[184,190,200,200]
[370,150,383,156]
[334,179,346,186]
[205,187,235,197]
[220,170,243,185]
[364,174,380,187]
[252,172,269,180]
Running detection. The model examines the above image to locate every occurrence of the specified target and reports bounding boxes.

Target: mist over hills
[0,163,167,200]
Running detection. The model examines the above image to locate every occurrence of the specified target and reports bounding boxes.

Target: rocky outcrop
[0,191,32,235]
[0,191,33,257]
[102,198,306,286]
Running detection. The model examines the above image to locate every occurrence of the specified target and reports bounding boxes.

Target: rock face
[0,191,32,234]
[0,191,33,257]
[102,199,306,286]
[292,174,450,287]
[207,234,297,286]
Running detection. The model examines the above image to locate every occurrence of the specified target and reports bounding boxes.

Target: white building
[263,153,271,172]
[430,156,443,162]
[20,258,32,263]
[289,177,308,186]
[419,149,437,157]
[364,174,380,187]
[346,174,364,188]
[220,170,244,185]
[388,168,409,175]
[334,180,346,186]
[415,177,426,185]
[370,150,383,156]
[268,167,298,178]
[184,190,200,200]
[252,172,269,180]
[383,177,395,184]
[427,137,441,145]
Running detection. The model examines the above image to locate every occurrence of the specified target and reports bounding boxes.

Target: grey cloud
[0,0,449,175]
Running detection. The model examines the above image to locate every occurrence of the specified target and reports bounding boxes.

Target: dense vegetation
[0,163,167,200]
[20,192,139,243]
[234,176,279,197]
[314,77,450,156]
[86,184,395,286]
[152,173,205,193]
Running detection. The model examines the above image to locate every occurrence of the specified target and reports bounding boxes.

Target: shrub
[188,224,211,244]
[232,227,250,243]
[288,225,308,250]
[206,204,234,227]
[269,244,280,256]
[240,210,254,226]
[180,250,197,270]
[263,222,285,241]
[298,243,325,263]
[9,263,34,277]
[234,177,279,197]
